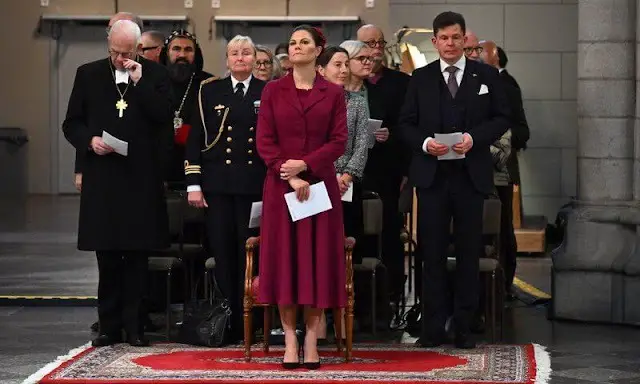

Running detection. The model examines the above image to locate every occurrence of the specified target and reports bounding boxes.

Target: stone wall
[552,0,640,325]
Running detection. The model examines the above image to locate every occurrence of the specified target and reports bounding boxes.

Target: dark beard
[168,60,195,83]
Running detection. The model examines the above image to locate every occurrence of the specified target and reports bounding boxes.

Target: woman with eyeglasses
[253,45,283,81]
[340,41,374,117]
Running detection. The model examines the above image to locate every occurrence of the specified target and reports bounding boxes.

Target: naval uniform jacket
[184,76,267,195]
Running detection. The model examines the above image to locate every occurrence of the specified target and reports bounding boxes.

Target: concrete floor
[0,195,639,383]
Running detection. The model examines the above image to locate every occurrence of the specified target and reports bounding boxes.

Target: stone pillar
[551,0,639,324]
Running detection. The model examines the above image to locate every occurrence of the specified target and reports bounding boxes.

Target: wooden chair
[243,236,356,362]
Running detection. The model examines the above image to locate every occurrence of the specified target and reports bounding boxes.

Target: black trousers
[96,251,149,337]
[342,181,364,265]
[362,174,405,298]
[496,185,517,290]
[204,192,260,341]
[417,164,484,336]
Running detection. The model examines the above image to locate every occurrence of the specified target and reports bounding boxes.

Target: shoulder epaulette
[200,76,218,86]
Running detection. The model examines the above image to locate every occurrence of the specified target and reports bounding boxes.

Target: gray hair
[108,19,142,44]
[339,40,367,59]
[255,45,282,80]
[226,35,256,55]
[276,53,289,61]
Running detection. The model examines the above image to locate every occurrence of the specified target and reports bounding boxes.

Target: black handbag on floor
[179,273,232,347]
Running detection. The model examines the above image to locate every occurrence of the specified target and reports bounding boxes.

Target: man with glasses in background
[63,19,174,347]
[463,30,482,60]
[140,30,165,63]
[356,24,412,321]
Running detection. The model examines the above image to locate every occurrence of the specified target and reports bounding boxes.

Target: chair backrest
[448,198,502,236]
[362,194,384,236]
[482,198,502,236]
[398,187,413,214]
[165,192,187,237]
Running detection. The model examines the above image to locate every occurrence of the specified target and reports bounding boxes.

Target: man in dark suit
[399,11,510,348]
[496,46,529,153]
[185,35,266,343]
[485,44,530,292]
[497,47,520,90]
[357,24,412,305]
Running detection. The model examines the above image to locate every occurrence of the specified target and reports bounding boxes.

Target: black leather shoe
[416,337,444,348]
[91,334,121,347]
[454,333,476,349]
[416,332,446,348]
[126,335,150,347]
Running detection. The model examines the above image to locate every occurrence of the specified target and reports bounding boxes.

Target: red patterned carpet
[26,343,550,384]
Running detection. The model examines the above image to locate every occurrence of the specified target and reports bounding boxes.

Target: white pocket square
[478,84,489,95]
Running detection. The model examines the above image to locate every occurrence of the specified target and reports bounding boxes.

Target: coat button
[248,161,253,165]
[226,159,231,165]
[226,148,232,153]
[227,137,232,142]
[248,150,253,154]
[248,138,254,143]
[228,126,233,131]
[249,127,254,131]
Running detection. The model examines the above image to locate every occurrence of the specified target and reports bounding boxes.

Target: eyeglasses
[141,46,159,52]
[351,55,373,64]
[108,49,134,59]
[464,46,484,55]
[363,40,387,48]
[255,60,273,68]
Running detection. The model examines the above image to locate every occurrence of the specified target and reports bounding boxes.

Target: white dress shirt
[186,74,253,193]
[422,55,473,154]
[230,74,252,96]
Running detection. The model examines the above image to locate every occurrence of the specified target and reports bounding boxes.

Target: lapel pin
[472,73,477,77]
[214,104,225,116]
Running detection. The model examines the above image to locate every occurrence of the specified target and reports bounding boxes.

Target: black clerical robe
[63,57,174,251]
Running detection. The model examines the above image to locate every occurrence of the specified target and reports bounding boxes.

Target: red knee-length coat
[256,73,348,308]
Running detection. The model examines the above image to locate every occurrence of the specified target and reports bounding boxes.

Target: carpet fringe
[532,343,551,384]
[21,342,91,384]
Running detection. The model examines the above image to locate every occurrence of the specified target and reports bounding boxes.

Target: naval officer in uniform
[185,35,266,342]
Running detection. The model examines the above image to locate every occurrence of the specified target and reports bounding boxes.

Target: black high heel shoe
[281,344,301,369]
[302,347,321,370]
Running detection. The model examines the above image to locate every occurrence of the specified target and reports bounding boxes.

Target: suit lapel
[281,74,304,115]
[220,76,233,100]
[246,76,262,102]
[304,74,328,113]
[458,60,481,125]
[429,62,442,128]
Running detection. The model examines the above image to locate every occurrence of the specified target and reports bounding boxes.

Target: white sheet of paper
[367,119,383,148]
[102,130,128,156]
[368,118,383,134]
[284,181,333,222]
[434,132,465,161]
[248,201,262,228]
[337,174,354,202]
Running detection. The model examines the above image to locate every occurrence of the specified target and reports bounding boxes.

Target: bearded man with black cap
[160,29,214,188]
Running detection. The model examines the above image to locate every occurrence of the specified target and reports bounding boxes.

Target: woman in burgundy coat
[256,25,348,369]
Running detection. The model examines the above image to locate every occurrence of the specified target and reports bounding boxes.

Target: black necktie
[234,82,245,99]
[445,66,459,98]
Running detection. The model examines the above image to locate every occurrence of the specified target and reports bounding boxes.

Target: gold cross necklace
[108,59,131,118]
